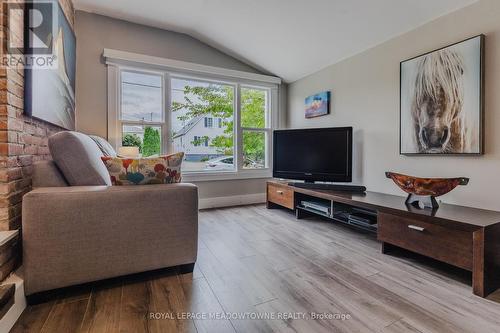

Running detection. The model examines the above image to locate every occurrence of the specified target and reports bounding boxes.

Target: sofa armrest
[22,184,198,295]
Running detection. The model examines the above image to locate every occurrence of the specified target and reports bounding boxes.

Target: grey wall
[287,0,500,211]
[75,11,272,200]
[75,10,263,137]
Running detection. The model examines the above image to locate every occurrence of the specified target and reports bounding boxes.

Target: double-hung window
[240,86,271,169]
[119,70,164,156]
[105,49,281,181]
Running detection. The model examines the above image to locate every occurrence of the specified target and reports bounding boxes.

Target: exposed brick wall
[0,0,75,278]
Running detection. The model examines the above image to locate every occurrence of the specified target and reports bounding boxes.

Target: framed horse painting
[400,35,484,155]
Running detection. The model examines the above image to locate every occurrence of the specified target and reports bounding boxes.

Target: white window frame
[105,49,281,182]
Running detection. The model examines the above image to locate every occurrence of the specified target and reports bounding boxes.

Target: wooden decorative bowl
[385,172,469,209]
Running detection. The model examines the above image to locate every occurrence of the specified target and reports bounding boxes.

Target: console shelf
[295,201,377,233]
[266,180,500,298]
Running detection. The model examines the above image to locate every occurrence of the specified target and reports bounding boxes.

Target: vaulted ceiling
[74,0,477,82]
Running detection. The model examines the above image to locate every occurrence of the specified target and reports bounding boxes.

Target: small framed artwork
[305,91,330,118]
[400,35,484,155]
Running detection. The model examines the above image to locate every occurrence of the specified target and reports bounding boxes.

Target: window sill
[182,170,272,182]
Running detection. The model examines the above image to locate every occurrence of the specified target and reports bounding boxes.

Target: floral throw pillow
[101,152,184,185]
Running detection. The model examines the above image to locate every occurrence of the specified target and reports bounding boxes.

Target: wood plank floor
[11,204,500,333]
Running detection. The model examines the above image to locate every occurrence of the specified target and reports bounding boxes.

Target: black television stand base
[289,182,366,193]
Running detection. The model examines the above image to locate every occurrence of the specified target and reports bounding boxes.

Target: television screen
[273,127,352,182]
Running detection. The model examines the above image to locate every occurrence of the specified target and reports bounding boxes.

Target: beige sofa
[22,132,198,297]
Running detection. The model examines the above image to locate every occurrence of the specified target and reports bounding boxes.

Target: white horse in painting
[411,49,466,153]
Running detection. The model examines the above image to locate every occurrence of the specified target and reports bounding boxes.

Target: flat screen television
[273,127,352,183]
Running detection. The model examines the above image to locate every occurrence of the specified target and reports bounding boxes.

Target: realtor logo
[2,1,58,68]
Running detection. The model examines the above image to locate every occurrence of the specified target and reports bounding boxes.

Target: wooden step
[0,231,20,282]
[0,284,15,319]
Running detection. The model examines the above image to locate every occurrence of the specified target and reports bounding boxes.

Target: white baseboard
[0,269,26,333]
[199,193,266,209]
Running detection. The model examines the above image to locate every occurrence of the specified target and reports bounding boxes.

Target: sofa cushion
[32,161,69,187]
[89,135,117,157]
[49,131,112,186]
[101,152,184,185]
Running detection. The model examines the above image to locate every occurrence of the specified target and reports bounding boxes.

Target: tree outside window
[172,84,267,165]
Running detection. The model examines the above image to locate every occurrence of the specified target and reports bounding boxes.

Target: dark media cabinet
[266,180,500,298]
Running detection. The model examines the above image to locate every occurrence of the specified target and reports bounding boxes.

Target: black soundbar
[289,182,366,193]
